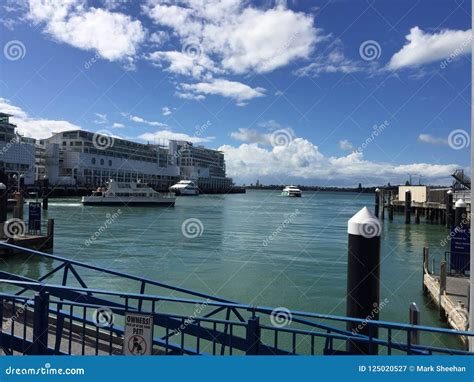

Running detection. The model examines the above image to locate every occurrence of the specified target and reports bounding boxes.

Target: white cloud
[295,44,362,76]
[230,128,271,145]
[0,98,80,139]
[179,79,265,102]
[126,114,167,127]
[27,0,146,64]
[339,139,354,151]
[388,27,472,70]
[112,122,125,128]
[138,130,214,144]
[93,112,108,124]
[220,129,458,185]
[162,107,172,116]
[144,1,319,75]
[417,133,448,145]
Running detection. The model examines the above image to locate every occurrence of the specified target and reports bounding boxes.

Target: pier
[422,248,469,340]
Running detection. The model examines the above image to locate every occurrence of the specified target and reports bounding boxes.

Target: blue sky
[0,0,471,186]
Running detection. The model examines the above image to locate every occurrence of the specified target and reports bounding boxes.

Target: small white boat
[82,180,175,206]
[169,180,199,196]
[282,185,302,197]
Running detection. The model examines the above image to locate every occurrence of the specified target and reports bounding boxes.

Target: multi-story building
[44,130,181,189]
[169,140,233,191]
[0,113,36,184]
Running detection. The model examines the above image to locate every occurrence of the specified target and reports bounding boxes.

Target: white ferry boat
[169,180,199,196]
[282,185,302,197]
[82,180,176,206]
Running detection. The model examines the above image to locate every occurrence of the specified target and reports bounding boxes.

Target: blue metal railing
[0,242,473,356]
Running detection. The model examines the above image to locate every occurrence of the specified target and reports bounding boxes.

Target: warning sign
[123,312,153,355]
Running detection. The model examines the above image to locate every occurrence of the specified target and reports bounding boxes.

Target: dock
[422,248,469,344]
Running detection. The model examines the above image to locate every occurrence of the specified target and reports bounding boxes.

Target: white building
[169,140,233,190]
[0,113,36,185]
[44,130,181,189]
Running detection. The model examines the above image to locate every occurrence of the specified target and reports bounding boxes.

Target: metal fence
[0,242,473,356]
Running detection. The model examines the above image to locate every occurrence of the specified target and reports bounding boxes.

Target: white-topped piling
[346,207,381,355]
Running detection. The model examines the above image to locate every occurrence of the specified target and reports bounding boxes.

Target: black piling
[404,190,411,224]
[346,207,380,355]
[380,190,385,220]
[388,191,393,221]
[446,190,453,228]
[0,182,7,224]
[42,176,49,210]
[374,188,380,218]
[454,199,467,228]
[415,208,420,224]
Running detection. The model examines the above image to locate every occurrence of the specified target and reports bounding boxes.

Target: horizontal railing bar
[0,242,236,303]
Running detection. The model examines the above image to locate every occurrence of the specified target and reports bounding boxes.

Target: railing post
[409,302,420,345]
[245,316,260,355]
[32,291,49,355]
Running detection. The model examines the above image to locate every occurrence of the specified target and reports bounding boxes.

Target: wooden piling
[439,261,447,319]
[346,207,380,355]
[388,191,393,221]
[422,247,429,294]
[42,176,49,210]
[374,188,380,218]
[409,303,420,345]
[415,208,420,224]
[404,190,411,224]
[446,190,453,228]
[380,190,385,220]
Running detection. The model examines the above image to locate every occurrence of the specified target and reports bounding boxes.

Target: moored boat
[169,180,199,196]
[82,180,175,206]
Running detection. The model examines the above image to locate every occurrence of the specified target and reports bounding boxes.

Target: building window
[100,158,104,166]
[92,158,96,165]
[108,160,112,166]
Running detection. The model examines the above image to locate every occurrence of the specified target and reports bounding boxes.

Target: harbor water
[2,190,458,348]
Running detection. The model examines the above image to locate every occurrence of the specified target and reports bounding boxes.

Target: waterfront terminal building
[0,113,36,185]
[32,129,233,192]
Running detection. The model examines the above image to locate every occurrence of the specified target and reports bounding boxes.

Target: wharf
[422,251,469,341]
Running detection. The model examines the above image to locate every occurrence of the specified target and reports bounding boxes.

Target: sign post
[123,312,153,356]
[28,202,42,233]
[450,228,470,274]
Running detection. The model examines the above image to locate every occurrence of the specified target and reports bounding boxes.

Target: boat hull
[281,192,302,197]
[82,196,175,206]
[171,189,199,196]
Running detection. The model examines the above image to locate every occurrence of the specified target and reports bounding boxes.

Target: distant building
[169,140,233,191]
[44,130,181,188]
[0,113,36,184]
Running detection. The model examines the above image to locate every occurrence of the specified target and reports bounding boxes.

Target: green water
[2,190,459,348]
